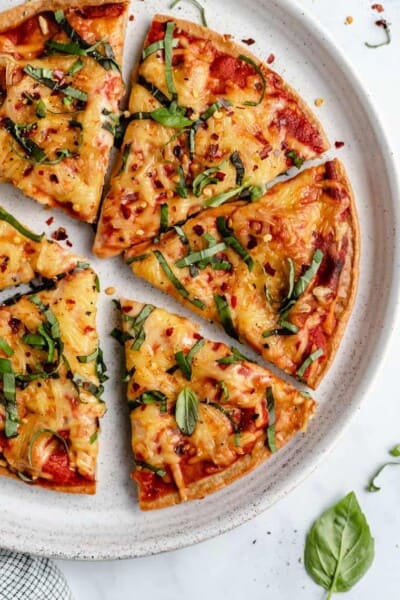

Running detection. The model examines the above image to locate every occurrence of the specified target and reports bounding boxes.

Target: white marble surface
[56,1,400,598]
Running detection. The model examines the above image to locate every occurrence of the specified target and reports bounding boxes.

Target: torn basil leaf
[135,459,166,478]
[129,390,168,413]
[230,151,245,185]
[174,338,205,380]
[0,360,18,438]
[175,387,199,435]
[153,250,205,310]
[296,348,324,380]
[137,75,171,108]
[238,54,266,106]
[0,206,44,242]
[175,242,227,268]
[216,216,254,271]
[214,293,237,339]
[265,386,276,453]
[123,304,155,351]
[0,338,13,357]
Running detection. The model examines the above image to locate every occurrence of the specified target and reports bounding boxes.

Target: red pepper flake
[122,305,132,313]
[371,4,384,12]
[242,38,255,46]
[193,224,204,236]
[45,216,54,226]
[165,327,174,337]
[193,332,202,340]
[66,240,73,247]
[231,295,237,308]
[335,141,345,149]
[51,227,68,241]
[267,53,275,64]
[129,14,134,21]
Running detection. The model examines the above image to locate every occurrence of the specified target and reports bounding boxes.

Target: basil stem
[367,462,400,492]
[266,387,276,453]
[123,304,155,351]
[174,338,205,380]
[154,250,205,310]
[230,151,245,185]
[214,294,237,339]
[216,216,254,271]
[169,0,208,27]
[137,75,170,107]
[129,390,168,413]
[0,359,18,438]
[175,242,227,268]
[54,9,120,71]
[238,54,266,106]
[365,20,391,48]
[175,387,199,435]
[0,206,44,242]
[164,21,177,100]
[135,459,166,478]
[296,348,324,379]
[28,428,69,467]
[0,338,13,357]
[286,150,304,169]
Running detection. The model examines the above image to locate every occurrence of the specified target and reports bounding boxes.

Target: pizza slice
[0,263,106,493]
[0,0,129,222]
[125,160,359,388]
[0,204,81,291]
[117,299,315,509]
[93,14,329,257]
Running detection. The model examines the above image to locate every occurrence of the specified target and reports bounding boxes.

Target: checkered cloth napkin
[0,550,73,600]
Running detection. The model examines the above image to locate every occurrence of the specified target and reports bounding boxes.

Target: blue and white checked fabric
[0,550,73,600]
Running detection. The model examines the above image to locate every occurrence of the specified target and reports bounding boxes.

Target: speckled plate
[0,0,398,560]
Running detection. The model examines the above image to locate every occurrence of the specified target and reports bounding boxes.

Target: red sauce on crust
[133,469,175,500]
[42,449,88,485]
[146,20,166,44]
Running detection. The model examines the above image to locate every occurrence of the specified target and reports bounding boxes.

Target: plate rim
[1,0,400,560]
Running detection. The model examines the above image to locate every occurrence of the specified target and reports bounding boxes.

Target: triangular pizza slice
[93,14,329,257]
[0,216,106,493]
[125,160,359,389]
[0,204,81,291]
[0,0,129,222]
[118,299,315,509]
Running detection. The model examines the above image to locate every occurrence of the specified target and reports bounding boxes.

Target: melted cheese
[0,268,105,485]
[122,300,315,503]
[126,161,356,388]
[94,15,328,257]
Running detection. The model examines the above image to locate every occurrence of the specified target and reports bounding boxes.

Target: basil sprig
[214,294,237,339]
[265,387,276,453]
[0,358,18,438]
[216,216,254,271]
[123,304,155,351]
[305,491,374,599]
[175,387,199,435]
[153,250,205,310]
[238,54,266,106]
[129,390,168,413]
[53,9,120,71]
[174,338,205,380]
[0,206,44,242]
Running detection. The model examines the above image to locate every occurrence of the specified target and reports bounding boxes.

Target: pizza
[117,299,315,509]
[93,14,329,257]
[0,0,128,222]
[0,209,106,493]
[0,204,81,291]
[125,160,359,389]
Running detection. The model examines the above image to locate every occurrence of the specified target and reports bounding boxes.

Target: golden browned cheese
[0,210,80,291]
[0,0,128,222]
[125,161,359,389]
[121,299,315,510]
[93,14,329,257]
[0,267,105,493]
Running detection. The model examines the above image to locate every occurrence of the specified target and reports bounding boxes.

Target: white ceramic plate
[0,0,398,560]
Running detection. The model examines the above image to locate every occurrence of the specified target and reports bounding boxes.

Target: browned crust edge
[0,0,129,32]
[310,158,360,389]
[0,465,96,494]
[146,14,330,155]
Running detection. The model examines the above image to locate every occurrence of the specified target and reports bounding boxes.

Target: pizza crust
[0,465,95,494]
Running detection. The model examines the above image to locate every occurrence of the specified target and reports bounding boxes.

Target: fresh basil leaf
[175,242,227,268]
[175,387,199,435]
[265,387,276,453]
[119,143,131,174]
[218,380,229,401]
[35,99,47,119]
[367,462,400,492]
[216,216,254,271]
[0,207,44,242]
[189,98,232,158]
[214,293,237,339]
[1,365,18,438]
[137,75,171,107]
[126,253,150,265]
[293,249,324,298]
[296,348,324,380]
[174,338,205,380]
[304,491,374,598]
[164,21,177,99]
[230,151,245,185]
[89,431,98,444]
[135,459,166,478]
[169,0,208,27]
[286,150,304,169]
[204,182,249,208]
[142,38,179,60]
[238,54,266,106]
[130,106,192,128]
[217,346,251,364]
[77,348,98,363]
[176,166,188,198]
[129,390,168,413]
[3,118,47,164]
[23,65,88,102]
[68,58,84,75]
[262,328,296,338]
[0,338,14,357]
[153,250,205,310]
[123,304,155,351]
[390,444,400,457]
[192,165,222,197]
[160,203,169,234]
